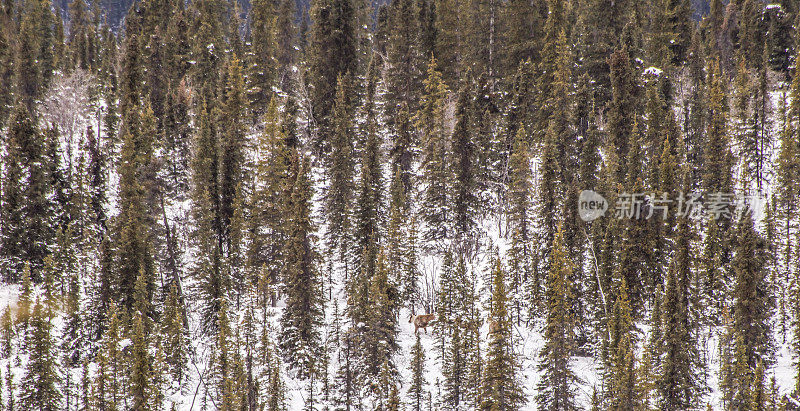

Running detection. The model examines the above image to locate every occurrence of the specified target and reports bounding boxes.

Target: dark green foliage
[250,97,294,304]
[503,0,544,76]
[408,334,426,411]
[115,106,156,312]
[19,301,61,410]
[385,0,424,116]
[218,56,248,253]
[15,0,57,112]
[361,251,399,393]
[732,212,773,367]
[162,283,187,383]
[574,0,634,105]
[480,259,525,410]
[279,155,323,379]
[349,67,385,322]
[1,104,54,283]
[507,126,534,311]
[416,57,451,243]
[702,59,733,194]
[659,262,696,409]
[0,7,14,124]
[61,273,82,367]
[248,0,278,113]
[606,47,640,183]
[606,276,636,410]
[308,0,358,151]
[325,76,355,258]
[538,225,578,410]
[162,82,192,197]
[129,313,153,409]
[449,85,479,240]
[190,0,227,102]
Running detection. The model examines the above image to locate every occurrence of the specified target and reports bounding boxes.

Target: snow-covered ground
[1,64,797,411]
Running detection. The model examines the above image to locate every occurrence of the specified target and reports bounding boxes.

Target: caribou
[409,313,436,334]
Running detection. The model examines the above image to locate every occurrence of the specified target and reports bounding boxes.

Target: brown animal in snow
[488,320,502,335]
[409,314,436,334]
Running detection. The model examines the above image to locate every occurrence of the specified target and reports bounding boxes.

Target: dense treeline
[0,0,799,408]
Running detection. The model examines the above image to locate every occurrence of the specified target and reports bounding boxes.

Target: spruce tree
[730,332,753,409]
[684,28,706,189]
[402,214,422,312]
[129,313,153,409]
[390,102,415,202]
[537,225,578,410]
[5,362,14,411]
[0,105,29,282]
[349,64,386,325]
[307,0,358,151]
[507,126,534,314]
[218,55,248,255]
[449,84,478,240]
[408,334,426,411]
[279,155,323,379]
[210,299,240,410]
[435,250,459,354]
[250,97,293,304]
[433,0,463,85]
[534,1,567,143]
[17,262,32,328]
[442,318,465,408]
[751,359,767,410]
[536,123,563,299]
[503,0,544,75]
[61,273,82,367]
[248,0,278,113]
[607,276,636,410]
[189,0,225,102]
[19,300,61,410]
[385,0,423,115]
[273,0,296,85]
[606,47,640,182]
[702,59,733,194]
[574,0,634,105]
[438,254,476,404]
[793,273,800,394]
[0,11,12,124]
[192,100,227,331]
[733,212,773,367]
[333,329,360,410]
[362,251,399,395]
[115,116,155,312]
[480,259,524,410]
[266,353,287,410]
[1,104,53,282]
[386,167,410,304]
[659,262,695,409]
[416,57,451,243]
[325,76,355,259]
[15,12,42,112]
[162,283,187,383]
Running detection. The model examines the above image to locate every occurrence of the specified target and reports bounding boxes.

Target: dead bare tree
[39,69,95,177]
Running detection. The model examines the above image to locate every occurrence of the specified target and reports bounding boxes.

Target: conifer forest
[2,0,800,408]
